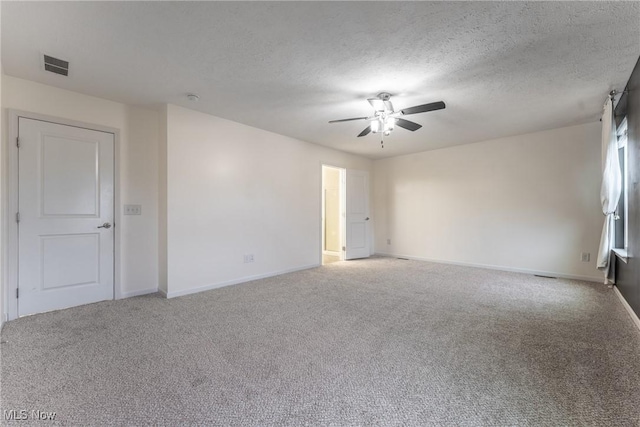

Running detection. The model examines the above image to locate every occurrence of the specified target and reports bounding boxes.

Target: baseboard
[613,286,640,332]
[158,288,168,298]
[374,252,603,283]
[119,287,158,299]
[165,263,320,299]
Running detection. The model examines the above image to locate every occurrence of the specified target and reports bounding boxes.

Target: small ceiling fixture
[187,94,200,102]
[329,92,445,148]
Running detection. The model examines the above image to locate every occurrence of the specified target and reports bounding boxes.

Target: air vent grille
[43,55,69,76]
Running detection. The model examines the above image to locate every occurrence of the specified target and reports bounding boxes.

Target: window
[615,117,628,251]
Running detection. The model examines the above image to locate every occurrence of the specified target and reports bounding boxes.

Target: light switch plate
[124,204,142,215]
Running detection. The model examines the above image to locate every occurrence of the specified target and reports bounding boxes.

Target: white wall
[163,104,372,297]
[121,106,159,296]
[2,76,160,316]
[374,122,603,281]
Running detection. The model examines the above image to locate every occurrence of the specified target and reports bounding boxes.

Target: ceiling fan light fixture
[328,93,445,144]
[384,117,395,132]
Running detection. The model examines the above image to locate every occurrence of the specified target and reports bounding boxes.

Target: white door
[345,169,370,260]
[18,117,115,316]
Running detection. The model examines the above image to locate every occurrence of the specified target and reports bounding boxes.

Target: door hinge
[16,212,20,223]
[16,288,19,299]
[342,246,346,251]
[16,137,20,148]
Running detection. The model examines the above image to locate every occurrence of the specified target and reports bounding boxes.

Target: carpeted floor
[1,257,639,426]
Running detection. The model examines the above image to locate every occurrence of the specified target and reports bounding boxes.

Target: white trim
[340,167,347,260]
[320,164,326,265]
[119,287,158,299]
[165,263,319,299]
[613,285,640,332]
[374,252,603,283]
[7,112,20,321]
[612,248,628,263]
[5,110,121,321]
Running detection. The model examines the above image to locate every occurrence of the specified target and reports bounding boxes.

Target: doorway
[8,112,117,319]
[322,165,345,265]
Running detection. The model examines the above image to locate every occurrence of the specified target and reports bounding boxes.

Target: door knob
[97,222,112,229]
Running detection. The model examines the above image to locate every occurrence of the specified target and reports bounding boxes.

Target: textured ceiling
[2,2,639,159]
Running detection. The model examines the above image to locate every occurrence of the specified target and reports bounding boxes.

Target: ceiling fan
[329,92,445,147]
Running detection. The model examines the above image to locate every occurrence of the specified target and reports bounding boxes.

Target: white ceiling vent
[43,54,69,76]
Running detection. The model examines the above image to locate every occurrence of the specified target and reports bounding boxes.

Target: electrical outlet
[580,252,590,262]
[387,239,391,245]
[243,254,254,263]
[124,204,142,215]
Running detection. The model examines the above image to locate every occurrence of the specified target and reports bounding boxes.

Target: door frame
[5,110,121,321]
[320,164,346,264]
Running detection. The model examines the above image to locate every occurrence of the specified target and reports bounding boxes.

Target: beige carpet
[322,254,340,265]
[1,257,639,425]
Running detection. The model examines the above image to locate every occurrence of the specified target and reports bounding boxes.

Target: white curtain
[596,97,621,282]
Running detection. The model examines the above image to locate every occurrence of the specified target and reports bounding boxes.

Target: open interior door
[345,169,370,260]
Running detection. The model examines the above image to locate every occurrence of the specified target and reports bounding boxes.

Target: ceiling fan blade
[368,98,385,111]
[329,116,368,123]
[357,126,372,137]
[401,101,446,115]
[396,118,422,132]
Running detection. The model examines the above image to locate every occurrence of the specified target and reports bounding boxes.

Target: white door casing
[345,169,370,260]
[17,117,115,316]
